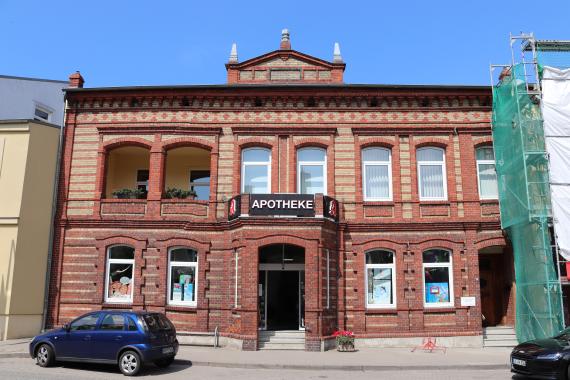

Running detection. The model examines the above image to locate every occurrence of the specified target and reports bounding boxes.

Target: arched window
[365,250,396,308]
[476,146,498,199]
[105,246,135,303]
[297,147,326,195]
[241,148,271,194]
[417,147,447,200]
[422,249,453,307]
[168,248,198,306]
[362,147,392,201]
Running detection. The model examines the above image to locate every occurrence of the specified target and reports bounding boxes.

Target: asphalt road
[0,358,529,380]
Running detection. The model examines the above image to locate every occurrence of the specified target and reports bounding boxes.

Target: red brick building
[48,31,515,350]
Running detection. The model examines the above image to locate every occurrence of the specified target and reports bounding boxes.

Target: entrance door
[479,255,504,326]
[259,269,305,330]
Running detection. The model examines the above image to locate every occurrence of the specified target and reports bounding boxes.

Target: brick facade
[47,40,513,351]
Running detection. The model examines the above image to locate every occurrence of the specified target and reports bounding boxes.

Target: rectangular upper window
[476,147,499,200]
[417,147,447,201]
[34,106,51,122]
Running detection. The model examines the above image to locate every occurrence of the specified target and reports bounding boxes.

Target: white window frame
[136,169,149,192]
[167,247,198,307]
[33,102,53,122]
[362,147,392,201]
[417,147,448,201]
[297,147,327,195]
[422,249,454,308]
[241,148,271,194]
[104,245,135,304]
[365,250,397,309]
[476,146,498,200]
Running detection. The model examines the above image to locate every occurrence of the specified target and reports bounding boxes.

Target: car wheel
[119,350,141,376]
[154,357,174,368]
[36,344,54,367]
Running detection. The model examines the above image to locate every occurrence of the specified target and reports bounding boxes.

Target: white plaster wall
[0,76,66,126]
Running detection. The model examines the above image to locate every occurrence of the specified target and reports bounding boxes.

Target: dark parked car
[29,311,179,376]
[511,328,570,380]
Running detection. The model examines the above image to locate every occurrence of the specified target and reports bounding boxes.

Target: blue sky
[1,0,568,87]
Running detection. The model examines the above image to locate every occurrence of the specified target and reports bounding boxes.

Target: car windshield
[142,314,173,332]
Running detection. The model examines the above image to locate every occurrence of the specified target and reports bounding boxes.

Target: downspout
[41,95,67,332]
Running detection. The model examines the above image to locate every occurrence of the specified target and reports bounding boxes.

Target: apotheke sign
[250,194,315,217]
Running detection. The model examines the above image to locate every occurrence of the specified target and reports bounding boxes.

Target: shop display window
[105,246,135,303]
[422,249,453,307]
[365,250,396,308]
[168,248,198,306]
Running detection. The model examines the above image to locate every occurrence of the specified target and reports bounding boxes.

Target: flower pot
[337,341,355,352]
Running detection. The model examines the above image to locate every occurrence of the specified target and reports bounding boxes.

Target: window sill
[102,302,133,309]
[165,304,198,312]
[479,199,499,204]
[423,306,457,313]
[418,200,450,205]
[365,308,398,315]
[363,200,394,205]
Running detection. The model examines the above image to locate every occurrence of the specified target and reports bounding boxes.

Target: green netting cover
[492,64,564,343]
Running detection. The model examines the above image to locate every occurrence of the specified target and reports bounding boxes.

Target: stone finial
[333,42,343,63]
[229,43,238,63]
[68,71,84,88]
[280,28,291,50]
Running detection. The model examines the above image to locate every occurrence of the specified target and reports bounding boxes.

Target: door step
[483,326,518,348]
[259,330,305,350]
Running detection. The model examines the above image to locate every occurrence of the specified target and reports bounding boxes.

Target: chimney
[68,71,84,88]
[280,28,291,50]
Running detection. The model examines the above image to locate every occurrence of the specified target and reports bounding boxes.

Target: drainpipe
[234,248,239,308]
[41,96,67,332]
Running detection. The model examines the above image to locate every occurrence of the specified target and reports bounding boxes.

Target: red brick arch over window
[293,138,335,196]
[161,137,215,152]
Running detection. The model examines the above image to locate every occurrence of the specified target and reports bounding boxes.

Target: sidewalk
[0,339,511,371]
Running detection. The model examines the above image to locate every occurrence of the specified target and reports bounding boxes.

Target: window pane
[298,148,325,162]
[171,248,197,262]
[417,147,444,162]
[107,263,133,300]
[70,314,99,331]
[419,164,444,198]
[362,148,390,162]
[34,107,50,121]
[366,250,393,264]
[109,246,134,260]
[127,317,138,331]
[423,249,450,263]
[367,268,393,305]
[300,164,324,194]
[100,314,125,330]
[170,266,196,303]
[243,148,270,162]
[479,163,498,198]
[190,170,210,201]
[424,267,450,304]
[365,165,389,198]
[476,147,494,160]
[243,165,269,193]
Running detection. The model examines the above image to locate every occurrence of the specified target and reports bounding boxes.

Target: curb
[186,360,509,371]
[2,353,510,371]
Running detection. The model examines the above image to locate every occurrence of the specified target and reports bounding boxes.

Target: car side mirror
[63,323,70,332]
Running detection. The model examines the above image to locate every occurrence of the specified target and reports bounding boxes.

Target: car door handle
[114,336,123,341]
[83,335,91,341]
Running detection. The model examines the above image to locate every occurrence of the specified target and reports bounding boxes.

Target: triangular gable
[226,49,345,84]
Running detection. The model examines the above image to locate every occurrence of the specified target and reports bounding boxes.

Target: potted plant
[333,330,355,352]
[164,187,197,200]
[112,188,147,199]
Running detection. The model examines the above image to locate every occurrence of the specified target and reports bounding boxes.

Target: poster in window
[179,274,194,302]
[425,282,450,303]
[172,283,182,302]
[373,279,391,305]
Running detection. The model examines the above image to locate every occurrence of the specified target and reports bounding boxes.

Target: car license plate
[512,358,526,367]
[162,347,174,354]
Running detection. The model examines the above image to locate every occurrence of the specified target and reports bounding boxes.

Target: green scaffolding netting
[492,63,564,343]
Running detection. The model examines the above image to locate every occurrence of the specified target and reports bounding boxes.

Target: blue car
[29,311,179,376]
